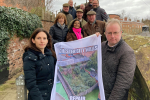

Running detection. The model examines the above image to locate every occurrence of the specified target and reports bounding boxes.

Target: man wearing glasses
[101,18,136,100]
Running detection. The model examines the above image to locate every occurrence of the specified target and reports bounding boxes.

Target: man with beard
[91,0,108,22]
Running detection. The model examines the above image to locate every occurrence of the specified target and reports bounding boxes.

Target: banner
[51,34,105,100]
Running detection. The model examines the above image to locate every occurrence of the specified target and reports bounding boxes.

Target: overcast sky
[51,0,150,20]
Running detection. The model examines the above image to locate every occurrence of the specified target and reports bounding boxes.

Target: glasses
[106,32,120,36]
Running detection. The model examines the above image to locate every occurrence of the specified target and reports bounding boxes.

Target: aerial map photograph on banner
[51,34,105,100]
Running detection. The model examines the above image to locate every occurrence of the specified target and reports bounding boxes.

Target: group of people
[23,0,136,100]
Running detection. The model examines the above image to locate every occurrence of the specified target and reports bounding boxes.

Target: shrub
[0,6,42,66]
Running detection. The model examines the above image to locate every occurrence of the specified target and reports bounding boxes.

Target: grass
[85,87,99,100]
[56,82,69,100]
[0,71,23,91]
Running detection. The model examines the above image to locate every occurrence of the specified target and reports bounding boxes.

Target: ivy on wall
[0,6,42,66]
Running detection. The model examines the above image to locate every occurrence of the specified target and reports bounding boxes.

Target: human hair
[68,0,73,3]
[54,13,67,25]
[24,28,56,58]
[80,4,85,7]
[68,19,84,34]
[105,18,122,31]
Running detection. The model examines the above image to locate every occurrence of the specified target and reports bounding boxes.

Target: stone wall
[41,20,54,33]
[122,33,150,99]
[0,0,45,11]
[5,21,54,78]
[7,35,28,78]
[122,33,150,90]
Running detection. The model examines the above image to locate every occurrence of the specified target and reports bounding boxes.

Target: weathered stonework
[41,21,54,33]
[122,33,150,99]
[7,35,28,78]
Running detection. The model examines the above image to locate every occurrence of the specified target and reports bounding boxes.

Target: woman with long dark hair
[66,19,87,41]
[23,28,56,100]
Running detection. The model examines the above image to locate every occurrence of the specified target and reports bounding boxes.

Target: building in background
[109,14,144,35]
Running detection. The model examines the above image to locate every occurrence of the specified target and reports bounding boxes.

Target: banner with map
[51,34,105,100]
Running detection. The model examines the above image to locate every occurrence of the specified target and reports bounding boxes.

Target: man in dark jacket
[68,0,76,19]
[83,0,93,21]
[83,11,106,42]
[61,3,73,26]
[91,0,108,22]
[102,18,136,100]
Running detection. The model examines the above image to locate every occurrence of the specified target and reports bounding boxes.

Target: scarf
[57,22,65,30]
[72,28,82,40]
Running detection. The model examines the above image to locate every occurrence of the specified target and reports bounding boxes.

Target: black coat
[49,24,68,44]
[102,39,136,100]
[23,48,56,100]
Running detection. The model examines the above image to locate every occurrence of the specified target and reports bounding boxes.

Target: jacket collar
[105,38,123,52]
[62,10,69,14]
[55,23,67,29]
[88,2,92,6]
[28,48,52,60]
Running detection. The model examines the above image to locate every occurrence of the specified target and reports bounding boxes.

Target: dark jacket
[83,2,93,21]
[69,6,76,19]
[49,24,68,44]
[102,39,136,100]
[83,20,106,42]
[66,30,87,42]
[61,10,73,26]
[23,48,56,100]
[91,6,109,22]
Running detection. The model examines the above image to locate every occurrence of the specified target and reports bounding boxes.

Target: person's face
[105,23,122,47]
[32,32,48,51]
[87,14,96,23]
[69,1,73,7]
[63,6,69,12]
[92,0,98,8]
[80,5,85,10]
[89,0,93,3]
[76,12,83,19]
[73,21,80,29]
[58,17,64,25]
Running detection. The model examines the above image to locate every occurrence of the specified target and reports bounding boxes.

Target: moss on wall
[122,33,150,99]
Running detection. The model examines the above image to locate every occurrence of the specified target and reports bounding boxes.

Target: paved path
[0,71,23,100]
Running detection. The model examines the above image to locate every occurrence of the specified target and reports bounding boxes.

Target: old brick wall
[42,21,54,32]
[0,0,45,11]
[7,35,28,78]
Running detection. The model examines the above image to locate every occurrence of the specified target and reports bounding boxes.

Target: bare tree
[120,10,126,19]
[45,0,55,12]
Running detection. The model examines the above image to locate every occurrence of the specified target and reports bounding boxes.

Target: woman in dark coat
[66,19,87,41]
[49,13,68,45]
[23,28,56,100]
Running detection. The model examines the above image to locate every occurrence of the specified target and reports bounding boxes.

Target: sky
[50,0,150,20]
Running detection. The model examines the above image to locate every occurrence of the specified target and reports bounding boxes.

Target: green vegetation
[0,6,42,66]
[62,66,96,95]
[86,52,97,71]
[85,88,99,100]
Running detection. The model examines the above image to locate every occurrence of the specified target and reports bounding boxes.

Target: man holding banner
[102,19,136,100]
